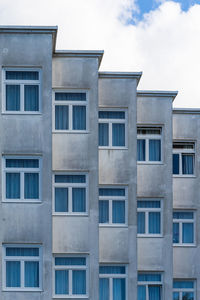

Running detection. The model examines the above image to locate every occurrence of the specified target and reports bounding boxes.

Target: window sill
[53,130,89,134]
[53,213,88,217]
[3,288,43,292]
[99,147,128,150]
[53,296,88,299]
[99,224,128,228]
[137,162,163,165]
[173,244,196,247]
[137,234,163,238]
[2,200,42,204]
[173,175,196,178]
[2,112,42,115]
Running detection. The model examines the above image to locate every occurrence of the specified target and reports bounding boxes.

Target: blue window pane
[25,261,39,287]
[99,266,125,274]
[138,274,161,282]
[149,286,161,300]
[99,200,109,223]
[173,223,179,243]
[149,140,161,161]
[6,261,20,287]
[182,292,194,300]
[55,174,85,183]
[113,201,125,223]
[6,159,39,168]
[137,212,145,234]
[149,212,160,234]
[99,188,125,196]
[72,188,86,212]
[182,223,194,243]
[112,123,125,146]
[6,247,39,256]
[173,292,179,300]
[99,111,125,119]
[73,106,86,130]
[55,270,69,294]
[137,139,145,161]
[138,285,146,300]
[173,154,179,174]
[99,278,109,300]
[6,71,39,80]
[173,212,193,219]
[72,270,86,294]
[113,278,126,300]
[173,281,194,289]
[55,106,69,130]
[24,85,39,111]
[182,154,194,174]
[55,92,86,101]
[99,123,109,146]
[6,85,20,111]
[55,188,68,212]
[137,201,160,208]
[55,257,86,266]
[24,173,39,199]
[6,173,20,199]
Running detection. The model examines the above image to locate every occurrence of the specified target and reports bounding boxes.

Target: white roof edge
[173,108,200,114]
[99,72,142,85]
[137,90,178,100]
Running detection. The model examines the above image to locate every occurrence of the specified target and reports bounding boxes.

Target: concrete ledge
[99,71,142,85]
[137,90,178,100]
[173,108,200,114]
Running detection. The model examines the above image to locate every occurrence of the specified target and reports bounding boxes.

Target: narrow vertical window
[173,211,195,245]
[173,142,195,175]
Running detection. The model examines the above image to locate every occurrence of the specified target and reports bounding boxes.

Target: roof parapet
[137,90,178,101]
[173,108,200,114]
[99,72,142,86]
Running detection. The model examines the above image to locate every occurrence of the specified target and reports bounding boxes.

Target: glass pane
[149,212,161,234]
[137,201,160,208]
[6,159,39,168]
[6,261,20,287]
[182,223,194,243]
[113,278,126,300]
[173,281,194,289]
[55,188,68,212]
[99,188,125,196]
[99,200,109,223]
[55,270,69,294]
[182,292,194,300]
[149,285,161,300]
[113,201,125,223]
[55,257,86,266]
[99,278,109,300]
[137,128,161,135]
[182,154,194,174]
[6,247,39,256]
[72,188,86,212]
[173,212,193,219]
[55,92,86,101]
[149,140,161,161]
[73,106,86,130]
[99,111,125,119]
[137,139,146,161]
[173,292,179,300]
[6,173,20,199]
[6,85,20,111]
[173,143,194,149]
[99,123,109,146]
[72,270,86,294]
[112,123,125,146]
[6,71,39,80]
[24,85,39,111]
[25,261,39,287]
[138,274,161,282]
[138,285,146,300]
[173,154,179,174]
[55,174,85,183]
[173,223,179,243]
[55,105,69,130]
[137,212,145,234]
[24,173,39,199]
[99,266,125,274]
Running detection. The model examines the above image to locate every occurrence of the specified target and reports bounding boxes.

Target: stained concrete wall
[137,95,173,300]
[0,32,53,300]
[98,76,138,300]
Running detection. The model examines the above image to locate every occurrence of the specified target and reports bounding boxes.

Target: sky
[0,0,200,108]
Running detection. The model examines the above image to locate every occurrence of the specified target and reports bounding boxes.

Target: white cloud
[0,0,199,107]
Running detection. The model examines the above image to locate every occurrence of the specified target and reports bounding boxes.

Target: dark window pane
[182,223,194,243]
[72,270,86,294]
[173,223,179,243]
[149,212,160,234]
[55,270,69,294]
[137,212,145,234]
[55,175,85,183]
[113,278,126,300]
[173,212,193,219]
[6,85,20,111]
[73,106,86,130]
[99,111,125,119]
[137,139,145,161]
[182,154,194,174]
[24,85,39,111]
[138,273,161,282]
[6,159,39,168]
[25,261,39,287]
[55,92,86,101]
[137,201,160,208]
[72,188,86,212]
[6,261,20,287]
[6,247,39,256]
[55,257,86,266]
[113,201,125,223]
[55,188,68,212]
[24,173,39,199]
[99,123,109,146]
[99,266,125,274]
[173,154,179,174]
[6,71,39,80]
[6,173,20,199]
[99,200,109,223]
[173,281,194,289]
[149,140,161,161]
[99,278,109,300]
[112,123,125,146]
[99,188,125,196]
[55,106,69,130]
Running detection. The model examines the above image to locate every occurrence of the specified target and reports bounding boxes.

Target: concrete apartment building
[0,25,198,300]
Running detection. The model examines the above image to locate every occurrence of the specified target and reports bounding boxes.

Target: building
[0,25,198,300]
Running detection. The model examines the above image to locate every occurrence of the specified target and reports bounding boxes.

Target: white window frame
[2,156,42,203]
[2,244,42,291]
[173,142,195,177]
[138,273,162,300]
[2,68,41,114]
[53,90,89,132]
[99,264,127,300]
[53,173,88,215]
[137,126,162,163]
[137,199,163,237]
[173,210,196,246]
[53,255,89,298]
[98,108,128,149]
[99,186,128,227]
[173,280,195,300]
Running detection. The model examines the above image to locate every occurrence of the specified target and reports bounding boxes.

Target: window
[3,245,42,291]
[53,174,88,214]
[137,127,162,162]
[99,110,127,148]
[173,211,195,245]
[53,91,88,131]
[3,69,41,113]
[99,265,127,300]
[137,200,162,236]
[54,256,88,297]
[3,157,41,202]
[173,280,195,300]
[99,187,127,225]
[138,273,162,300]
[173,142,195,175]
